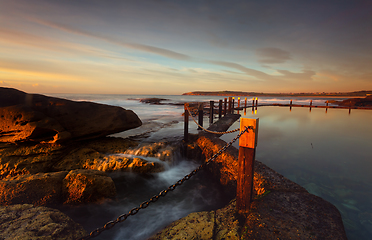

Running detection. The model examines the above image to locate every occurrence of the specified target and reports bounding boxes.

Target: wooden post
[309,100,312,112]
[237,118,259,214]
[198,103,203,130]
[224,98,227,116]
[290,99,292,111]
[326,101,328,113]
[228,97,232,114]
[219,100,222,119]
[237,97,240,114]
[209,101,214,124]
[232,97,235,113]
[184,103,189,142]
[255,97,258,107]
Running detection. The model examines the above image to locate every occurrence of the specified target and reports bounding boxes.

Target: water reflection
[222,107,372,240]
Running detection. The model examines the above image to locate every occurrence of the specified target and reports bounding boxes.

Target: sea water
[49,93,372,240]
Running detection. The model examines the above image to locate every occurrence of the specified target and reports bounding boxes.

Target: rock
[62,169,116,204]
[0,169,116,206]
[0,142,66,179]
[124,142,175,162]
[0,204,86,239]
[0,87,142,143]
[334,96,372,107]
[0,137,140,179]
[139,98,169,104]
[242,191,347,239]
[0,171,68,206]
[149,200,240,240]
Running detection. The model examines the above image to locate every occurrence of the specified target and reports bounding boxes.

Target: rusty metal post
[237,118,259,214]
[198,103,203,130]
[209,100,214,124]
[184,103,189,142]
[219,99,222,119]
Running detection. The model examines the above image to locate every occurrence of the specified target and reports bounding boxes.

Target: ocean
[49,94,372,240]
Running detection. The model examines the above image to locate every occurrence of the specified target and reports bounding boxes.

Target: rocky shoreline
[0,88,348,239]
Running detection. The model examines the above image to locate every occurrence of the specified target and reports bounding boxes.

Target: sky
[0,0,371,95]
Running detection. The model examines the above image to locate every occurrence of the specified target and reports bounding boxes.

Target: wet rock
[62,169,116,204]
[0,204,86,239]
[0,87,142,143]
[139,98,169,104]
[0,171,68,206]
[124,142,175,162]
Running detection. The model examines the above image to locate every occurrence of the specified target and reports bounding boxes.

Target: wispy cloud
[31,18,193,61]
[256,47,291,64]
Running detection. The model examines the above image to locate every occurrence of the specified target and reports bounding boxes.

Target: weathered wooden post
[232,97,235,113]
[290,99,292,111]
[237,117,259,214]
[244,97,247,115]
[224,98,227,116]
[252,97,255,107]
[228,97,232,114]
[310,100,312,112]
[237,97,240,114]
[184,103,189,142]
[209,101,214,124]
[198,103,203,130]
[218,100,222,119]
[326,101,328,113]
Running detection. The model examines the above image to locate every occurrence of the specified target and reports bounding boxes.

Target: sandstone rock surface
[62,169,116,204]
[0,204,86,240]
[0,171,68,206]
[0,170,116,206]
[0,87,142,143]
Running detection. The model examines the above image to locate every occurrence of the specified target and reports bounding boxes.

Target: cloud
[277,69,316,81]
[31,18,192,61]
[256,47,291,64]
[207,60,271,80]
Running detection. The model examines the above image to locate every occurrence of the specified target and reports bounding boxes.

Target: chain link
[185,105,240,135]
[77,126,250,240]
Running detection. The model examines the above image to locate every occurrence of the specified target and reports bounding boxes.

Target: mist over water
[50,94,372,240]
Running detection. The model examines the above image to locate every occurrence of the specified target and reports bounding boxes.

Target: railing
[78,108,259,240]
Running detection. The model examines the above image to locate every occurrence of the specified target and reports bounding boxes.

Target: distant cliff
[182,90,372,97]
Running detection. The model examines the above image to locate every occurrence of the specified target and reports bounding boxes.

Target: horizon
[1,0,371,95]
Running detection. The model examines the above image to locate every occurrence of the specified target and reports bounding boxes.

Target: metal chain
[185,105,240,135]
[77,126,251,240]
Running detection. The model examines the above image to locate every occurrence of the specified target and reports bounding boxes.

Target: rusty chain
[77,126,251,240]
[185,105,240,135]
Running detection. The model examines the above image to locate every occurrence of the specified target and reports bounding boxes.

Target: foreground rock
[0,170,116,206]
[151,115,347,239]
[0,204,86,239]
[0,87,142,143]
